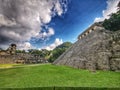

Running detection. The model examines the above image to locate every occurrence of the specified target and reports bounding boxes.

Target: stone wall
[0,43,48,64]
[53,26,120,71]
[0,55,15,64]
[0,53,47,64]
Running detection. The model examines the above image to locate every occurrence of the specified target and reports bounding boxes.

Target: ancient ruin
[0,44,16,55]
[53,23,120,71]
[0,44,48,64]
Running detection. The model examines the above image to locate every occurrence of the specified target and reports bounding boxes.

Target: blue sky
[30,0,107,49]
[49,0,107,41]
[0,0,119,50]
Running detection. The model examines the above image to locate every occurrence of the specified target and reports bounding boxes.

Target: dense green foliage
[102,7,120,31]
[0,64,120,88]
[16,50,26,53]
[49,42,72,62]
[15,42,72,62]
[28,49,50,58]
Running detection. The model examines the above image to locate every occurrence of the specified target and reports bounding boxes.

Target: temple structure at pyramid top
[54,23,120,71]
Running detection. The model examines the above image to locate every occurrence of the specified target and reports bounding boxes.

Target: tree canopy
[102,2,120,31]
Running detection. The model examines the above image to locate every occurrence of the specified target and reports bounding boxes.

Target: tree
[16,50,26,53]
[48,42,72,62]
[102,10,120,31]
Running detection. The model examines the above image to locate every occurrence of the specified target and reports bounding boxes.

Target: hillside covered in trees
[49,42,72,62]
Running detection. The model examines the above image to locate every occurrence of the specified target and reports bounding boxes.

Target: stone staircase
[53,27,120,71]
[110,50,120,71]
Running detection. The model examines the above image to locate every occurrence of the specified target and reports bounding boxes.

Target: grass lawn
[0,64,120,88]
[0,64,23,69]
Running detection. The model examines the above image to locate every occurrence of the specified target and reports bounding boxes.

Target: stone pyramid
[53,23,120,71]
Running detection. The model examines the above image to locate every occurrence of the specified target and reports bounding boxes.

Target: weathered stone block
[53,24,120,71]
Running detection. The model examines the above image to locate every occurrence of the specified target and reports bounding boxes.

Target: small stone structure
[53,23,120,71]
[0,44,17,64]
[7,44,17,55]
[78,22,103,39]
[0,44,16,55]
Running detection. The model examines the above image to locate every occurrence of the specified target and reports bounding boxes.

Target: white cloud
[43,38,63,50]
[94,0,120,22]
[48,28,55,36]
[0,0,68,49]
[54,38,63,46]
[55,1,63,16]
[36,27,55,40]
[17,42,35,50]
[0,14,16,26]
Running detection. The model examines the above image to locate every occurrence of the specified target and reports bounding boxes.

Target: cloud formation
[43,38,63,50]
[94,0,120,22]
[0,0,68,49]
[36,27,55,41]
[18,42,34,50]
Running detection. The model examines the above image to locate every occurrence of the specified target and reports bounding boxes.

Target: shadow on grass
[0,87,120,90]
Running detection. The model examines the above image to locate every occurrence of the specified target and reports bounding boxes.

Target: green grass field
[0,64,120,88]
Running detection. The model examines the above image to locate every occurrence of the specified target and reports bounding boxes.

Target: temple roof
[78,22,103,39]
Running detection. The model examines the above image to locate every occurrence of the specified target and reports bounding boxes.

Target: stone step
[114,52,120,54]
[112,51,120,58]
[112,54,120,58]
[110,58,120,61]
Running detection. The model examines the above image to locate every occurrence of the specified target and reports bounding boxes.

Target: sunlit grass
[0,64,22,68]
[0,64,119,88]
